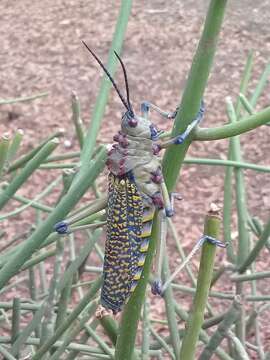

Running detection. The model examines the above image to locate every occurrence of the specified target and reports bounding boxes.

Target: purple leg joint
[54,221,69,234]
[151,279,163,296]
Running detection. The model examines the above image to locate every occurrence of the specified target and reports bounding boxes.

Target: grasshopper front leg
[141,101,179,120]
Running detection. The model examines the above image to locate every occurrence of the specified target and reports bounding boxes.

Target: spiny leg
[151,209,167,295]
[141,101,179,120]
[154,235,226,296]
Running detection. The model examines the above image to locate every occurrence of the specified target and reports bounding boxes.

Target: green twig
[184,157,270,173]
[7,129,64,172]
[6,129,24,164]
[238,218,270,273]
[71,91,85,148]
[0,147,106,289]
[80,0,132,164]
[194,106,270,141]
[0,133,10,178]
[198,296,242,360]
[0,92,48,105]
[0,138,59,210]
[32,277,102,360]
[179,206,222,360]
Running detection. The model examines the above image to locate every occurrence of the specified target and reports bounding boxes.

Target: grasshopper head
[121,110,160,140]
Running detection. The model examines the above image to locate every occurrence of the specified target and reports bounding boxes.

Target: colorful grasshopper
[55,43,224,315]
[81,42,210,315]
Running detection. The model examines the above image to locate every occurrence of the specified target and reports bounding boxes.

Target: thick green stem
[163,0,227,190]
[179,208,221,360]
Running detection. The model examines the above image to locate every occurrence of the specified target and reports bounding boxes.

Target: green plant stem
[55,263,72,331]
[49,302,99,360]
[115,2,227,359]
[0,345,17,360]
[179,208,221,360]
[235,51,254,116]
[10,304,46,356]
[141,300,150,360]
[40,237,65,349]
[238,218,270,273]
[45,151,80,163]
[223,145,235,263]
[0,138,59,210]
[32,277,102,360]
[174,303,233,360]
[0,92,48,105]
[11,298,21,345]
[162,252,181,357]
[6,129,24,164]
[198,296,242,360]
[80,0,132,164]
[10,193,53,212]
[250,62,270,107]
[0,134,10,178]
[184,157,270,172]
[163,0,227,188]
[99,316,119,345]
[231,271,270,282]
[85,323,115,360]
[0,147,106,289]
[71,91,85,148]
[150,326,175,360]
[239,93,254,115]
[1,336,113,355]
[194,105,270,141]
[57,229,102,294]
[39,163,77,169]
[171,283,234,300]
[0,175,61,220]
[7,130,64,172]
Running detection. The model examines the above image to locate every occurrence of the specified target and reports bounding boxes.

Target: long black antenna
[113,50,133,112]
[82,41,131,113]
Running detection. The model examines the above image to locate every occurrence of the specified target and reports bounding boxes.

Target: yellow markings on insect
[134,269,143,280]
[138,257,146,266]
[140,241,149,252]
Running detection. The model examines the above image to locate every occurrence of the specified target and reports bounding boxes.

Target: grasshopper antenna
[113,50,133,113]
[82,41,133,115]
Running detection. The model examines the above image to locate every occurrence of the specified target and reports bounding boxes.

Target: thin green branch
[194,105,270,141]
[0,92,48,105]
[0,147,106,289]
[0,138,59,210]
[184,157,270,172]
[80,0,132,164]
[238,218,270,273]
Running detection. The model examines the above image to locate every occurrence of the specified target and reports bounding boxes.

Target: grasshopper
[55,43,225,316]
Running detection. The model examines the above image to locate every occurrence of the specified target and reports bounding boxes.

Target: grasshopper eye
[128,118,138,127]
[122,111,137,128]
